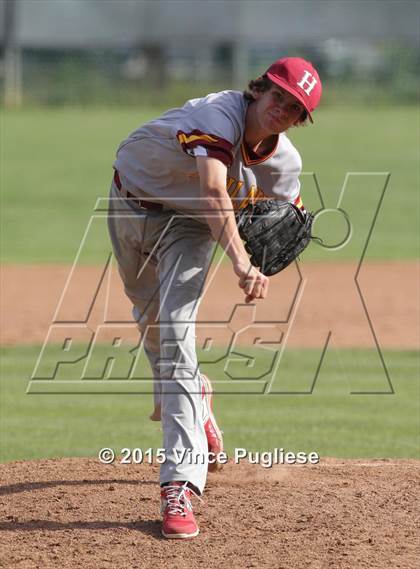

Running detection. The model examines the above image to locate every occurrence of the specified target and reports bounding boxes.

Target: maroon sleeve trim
[177,129,234,167]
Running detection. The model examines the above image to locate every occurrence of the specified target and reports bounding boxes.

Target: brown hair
[243,74,309,125]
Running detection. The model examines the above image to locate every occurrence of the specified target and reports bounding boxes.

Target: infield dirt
[2,261,419,348]
[0,457,418,569]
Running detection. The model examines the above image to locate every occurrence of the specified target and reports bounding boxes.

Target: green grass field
[1,346,418,462]
[1,105,418,263]
[1,104,418,464]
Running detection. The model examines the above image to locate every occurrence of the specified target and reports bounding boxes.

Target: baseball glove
[236,200,314,276]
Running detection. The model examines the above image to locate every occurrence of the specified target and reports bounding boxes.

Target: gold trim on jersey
[241,136,279,166]
[227,177,244,200]
[226,175,304,211]
[227,177,264,210]
[177,133,219,145]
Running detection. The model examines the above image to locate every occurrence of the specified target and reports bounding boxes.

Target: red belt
[113,170,163,211]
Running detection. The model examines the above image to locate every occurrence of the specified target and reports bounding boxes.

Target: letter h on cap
[297,71,318,95]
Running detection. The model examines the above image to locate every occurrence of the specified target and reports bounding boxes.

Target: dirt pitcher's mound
[0,458,418,569]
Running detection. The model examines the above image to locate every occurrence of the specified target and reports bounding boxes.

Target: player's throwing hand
[236,263,269,303]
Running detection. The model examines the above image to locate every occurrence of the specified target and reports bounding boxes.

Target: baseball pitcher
[107,57,322,538]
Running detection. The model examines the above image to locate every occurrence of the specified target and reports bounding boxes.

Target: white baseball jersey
[114,90,303,212]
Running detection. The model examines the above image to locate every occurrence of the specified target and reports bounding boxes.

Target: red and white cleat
[201,374,224,472]
[161,482,200,539]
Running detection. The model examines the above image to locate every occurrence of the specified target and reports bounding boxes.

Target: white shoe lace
[163,483,202,516]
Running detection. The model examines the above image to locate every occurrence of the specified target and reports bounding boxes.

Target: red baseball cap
[265,57,322,122]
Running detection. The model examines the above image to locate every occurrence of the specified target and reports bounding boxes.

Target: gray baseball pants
[107,181,214,494]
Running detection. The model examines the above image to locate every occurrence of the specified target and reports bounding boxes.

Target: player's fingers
[238,269,253,290]
[261,277,269,298]
[245,292,255,304]
[250,274,269,301]
[252,281,263,299]
[260,285,268,299]
[243,274,257,295]
[247,279,258,295]
[238,266,264,296]
[244,281,265,303]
